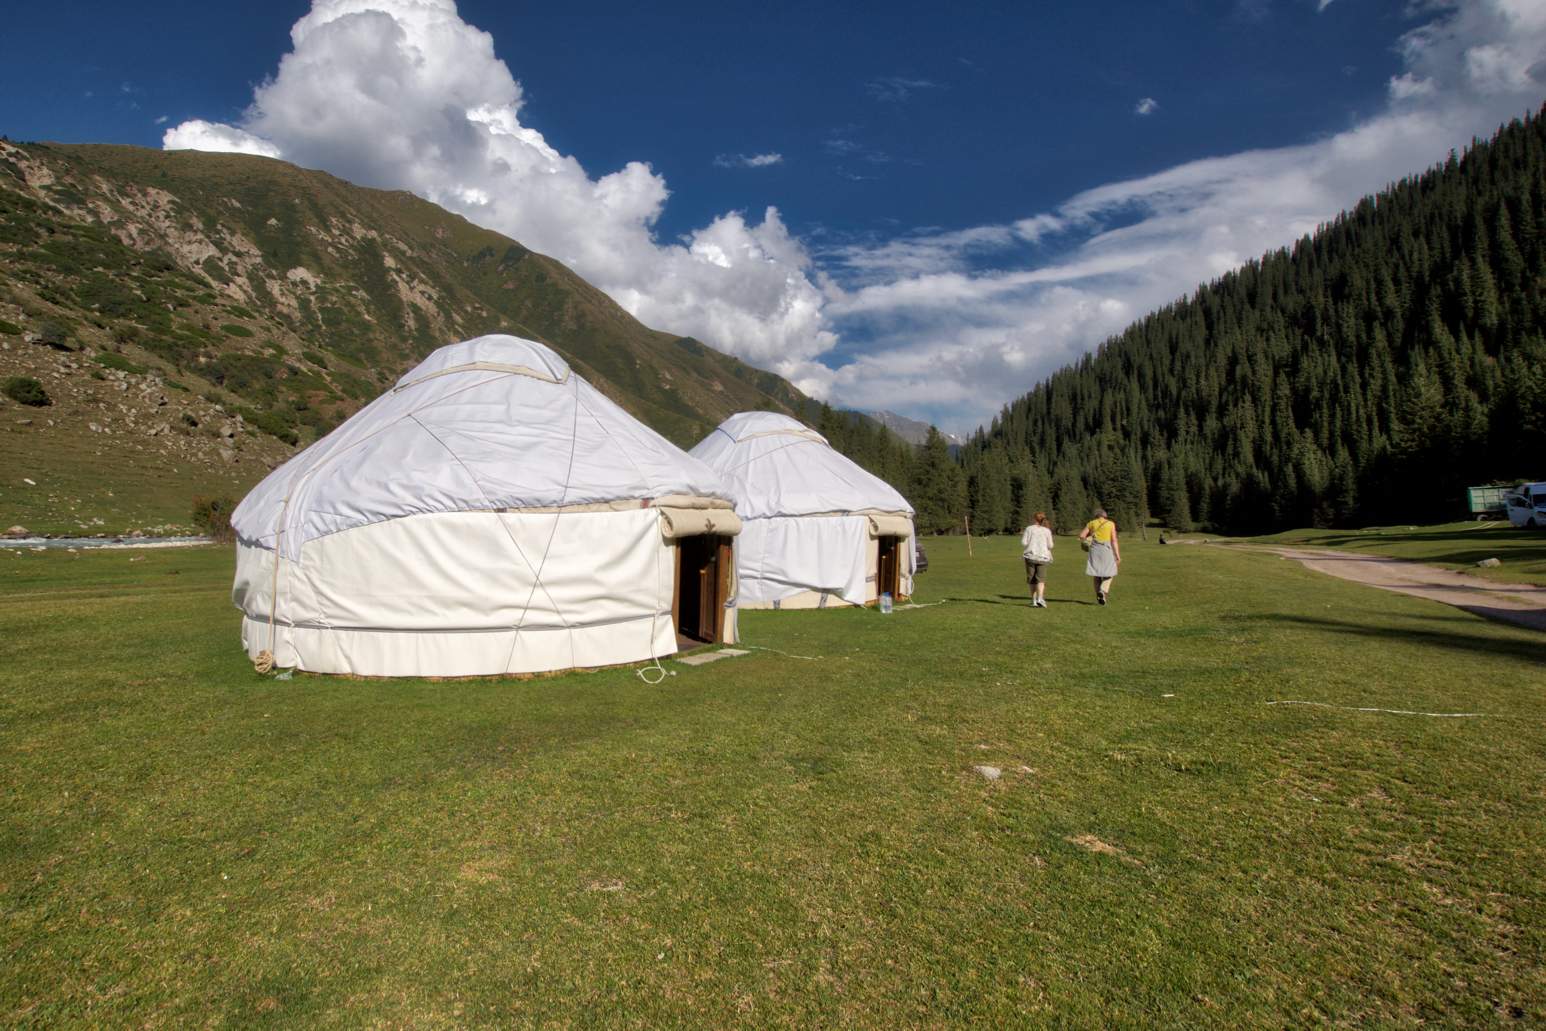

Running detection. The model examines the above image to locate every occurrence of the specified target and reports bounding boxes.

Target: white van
[1504,482,1546,528]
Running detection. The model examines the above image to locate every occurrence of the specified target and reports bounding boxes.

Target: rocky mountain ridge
[0,140,830,534]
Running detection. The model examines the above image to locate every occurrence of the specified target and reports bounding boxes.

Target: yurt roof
[233,335,730,559]
[690,411,913,520]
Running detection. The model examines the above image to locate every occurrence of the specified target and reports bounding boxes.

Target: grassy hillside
[2,537,1543,1025]
[0,141,828,533]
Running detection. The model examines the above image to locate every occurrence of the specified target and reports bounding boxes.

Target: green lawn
[1246,520,1546,586]
[2,536,1544,1027]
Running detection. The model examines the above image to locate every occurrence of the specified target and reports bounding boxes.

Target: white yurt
[231,334,742,677]
[689,411,914,609]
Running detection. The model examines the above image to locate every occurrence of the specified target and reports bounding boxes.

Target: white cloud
[153,115,169,126]
[865,76,941,102]
[817,0,1546,432]
[1317,0,1335,11]
[1135,97,1159,116]
[162,0,835,382]
[161,0,1546,433]
[163,120,282,158]
[714,152,784,168]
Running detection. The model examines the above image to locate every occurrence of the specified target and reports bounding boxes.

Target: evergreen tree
[961,107,1546,532]
[910,428,967,533]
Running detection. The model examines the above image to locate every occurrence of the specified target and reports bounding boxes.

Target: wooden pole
[965,512,973,557]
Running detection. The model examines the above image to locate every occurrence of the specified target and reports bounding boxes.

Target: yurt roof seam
[578,392,653,487]
[721,437,824,475]
[503,373,584,672]
[393,360,571,392]
[408,409,578,660]
[806,453,881,510]
[259,371,519,549]
[723,435,883,509]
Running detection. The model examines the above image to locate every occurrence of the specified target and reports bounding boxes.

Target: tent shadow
[943,595,1031,608]
[1225,612,1546,665]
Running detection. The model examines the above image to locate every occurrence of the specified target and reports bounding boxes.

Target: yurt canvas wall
[689,412,914,610]
[231,335,741,677]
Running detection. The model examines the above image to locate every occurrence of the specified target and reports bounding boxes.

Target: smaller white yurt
[690,412,915,609]
[231,334,742,677]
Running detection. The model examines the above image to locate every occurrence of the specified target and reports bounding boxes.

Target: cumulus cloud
[164,120,282,158]
[162,0,1546,433]
[163,0,835,381]
[1135,97,1159,115]
[713,152,784,168]
[815,0,1546,431]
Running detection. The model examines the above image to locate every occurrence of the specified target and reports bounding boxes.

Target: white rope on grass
[740,644,826,661]
[893,599,949,611]
[636,516,673,684]
[1266,700,1487,718]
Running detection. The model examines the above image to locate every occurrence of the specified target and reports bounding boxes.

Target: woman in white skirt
[1078,508,1121,605]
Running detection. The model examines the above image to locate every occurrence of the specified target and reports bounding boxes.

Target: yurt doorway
[673,534,733,646]
[876,536,903,601]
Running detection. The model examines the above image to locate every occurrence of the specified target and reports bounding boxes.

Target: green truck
[1466,485,1511,518]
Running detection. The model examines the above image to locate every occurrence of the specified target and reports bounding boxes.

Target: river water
[0,536,212,550]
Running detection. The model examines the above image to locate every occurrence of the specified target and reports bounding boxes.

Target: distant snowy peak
[865,410,964,447]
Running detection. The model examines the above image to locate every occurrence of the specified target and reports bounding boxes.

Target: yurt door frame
[876,536,903,601]
[672,534,734,645]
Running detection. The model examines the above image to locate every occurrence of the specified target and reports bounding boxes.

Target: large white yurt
[689,411,914,609]
[231,334,742,677]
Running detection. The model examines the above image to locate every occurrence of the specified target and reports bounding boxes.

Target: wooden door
[696,543,718,641]
[876,536,900,600]
[674,534,731,645]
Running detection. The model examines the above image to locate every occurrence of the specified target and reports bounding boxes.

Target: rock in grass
[973,765,1002,781]
[1476,557,1501,568]
[2,525,30,539]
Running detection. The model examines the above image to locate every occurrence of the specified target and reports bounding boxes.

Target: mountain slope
[966,108,1546,534]
[866,410,963,448]
[0,141,824,533]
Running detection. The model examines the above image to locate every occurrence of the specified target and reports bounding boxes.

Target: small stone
[2,525,30,539]
[22,478,35,486]
[973,765,1002,781]
[1476,557,1501,568]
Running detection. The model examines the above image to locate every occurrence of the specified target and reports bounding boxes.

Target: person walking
[1079,507,1120,605]
[1020,511,1054,607]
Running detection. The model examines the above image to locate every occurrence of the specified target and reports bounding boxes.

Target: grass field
[1247,520,1546,586]
[0,420,272,536]
[2,535,1544,1027]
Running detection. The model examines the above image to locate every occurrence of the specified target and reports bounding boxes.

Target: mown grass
[1249,520,1546,586]
[1,536,1543,1027]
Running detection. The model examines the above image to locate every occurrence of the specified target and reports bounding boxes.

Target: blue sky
[4,1,1544,432]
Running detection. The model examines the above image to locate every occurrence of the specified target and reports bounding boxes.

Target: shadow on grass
[942,595,1100,607]
[1290,527,1546,569]
[1229,612,1546,664]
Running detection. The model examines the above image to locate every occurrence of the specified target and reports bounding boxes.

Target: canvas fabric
[230,335,739,676]
[690,412,915,606]
[233,335,731,562]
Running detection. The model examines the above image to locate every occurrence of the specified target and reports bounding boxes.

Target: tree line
[949,106,1546,535]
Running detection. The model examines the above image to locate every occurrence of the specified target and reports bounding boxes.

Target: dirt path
[1223,545,1546,633]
